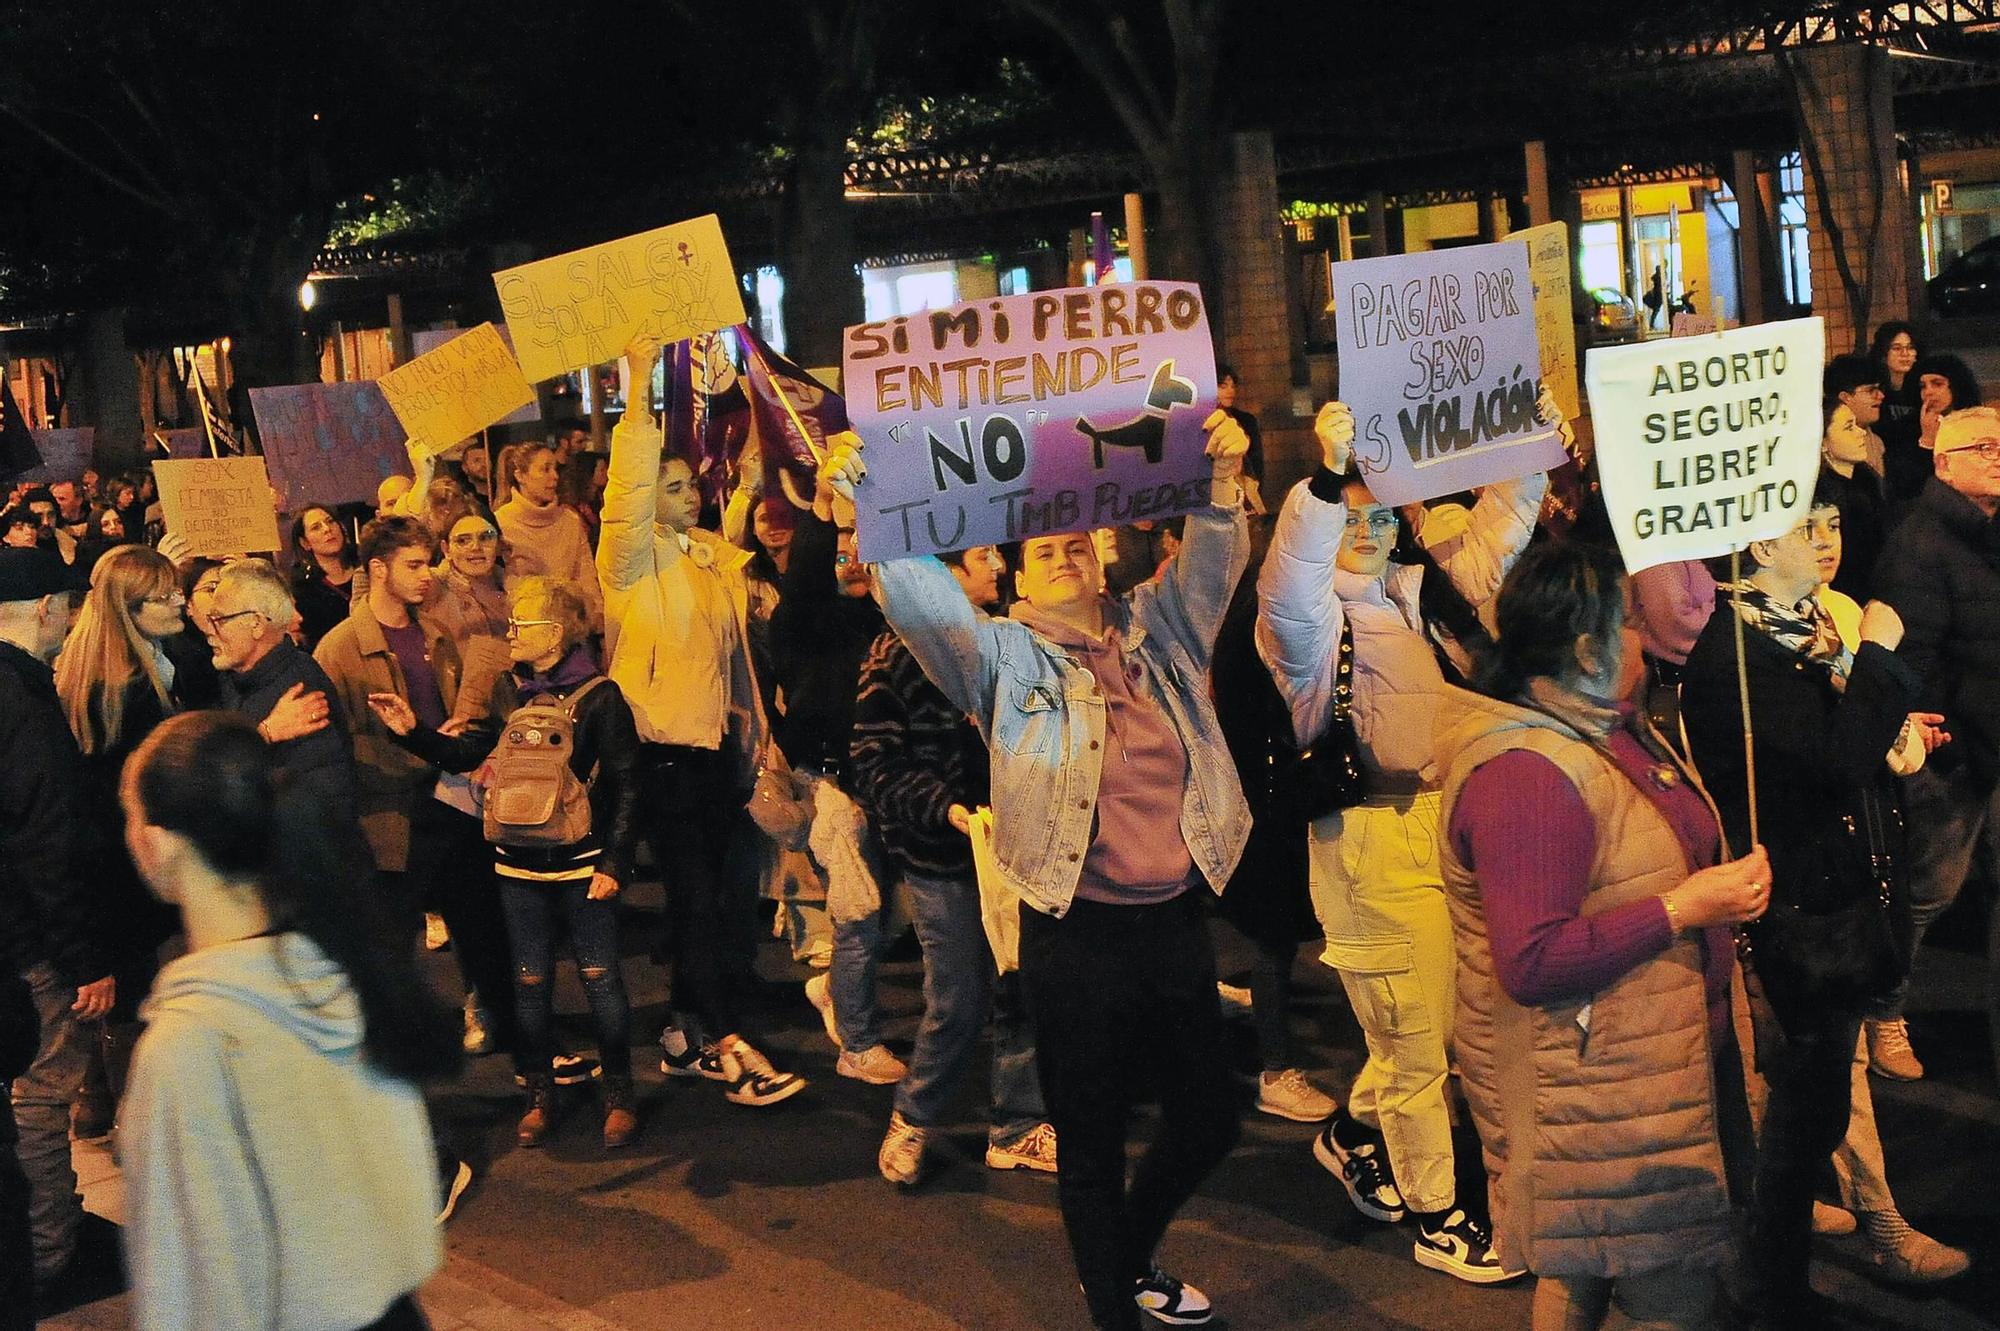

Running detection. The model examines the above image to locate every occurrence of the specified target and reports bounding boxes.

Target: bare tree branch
[1010,0,1169,152]
[0,101,178,216]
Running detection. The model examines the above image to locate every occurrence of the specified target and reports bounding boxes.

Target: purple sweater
[1448,726,1732,1037]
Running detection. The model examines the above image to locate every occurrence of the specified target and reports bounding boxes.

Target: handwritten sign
[843,282,1217,561]
[16,428,94,483]
[411,325,541,428]
[153,456,283,557]
[1507,222,1579,422]
[1332,240,1565,506]
[1671,312,1719,338]
[380,323,535,458]
[249,382,410,511]
[492,214,747,382]
[154,428,209,459]
[1586,316,1825,573]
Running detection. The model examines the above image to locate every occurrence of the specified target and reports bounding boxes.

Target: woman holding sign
[1255,398,1554,1285]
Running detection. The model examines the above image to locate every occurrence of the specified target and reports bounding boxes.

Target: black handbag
[1287,621,1367,821]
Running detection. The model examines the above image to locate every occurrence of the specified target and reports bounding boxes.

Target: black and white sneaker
[436,1156,473,1225]
[1413,1209,1523,1285]
[718,1037,807,1107]
[1133,1267,1212,1325]
[1312,1114,1406,1222]
[514,1051,601,1088]
[659,1026,730,1081]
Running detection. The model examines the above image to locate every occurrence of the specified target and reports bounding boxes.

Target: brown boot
[517,1076,557,1147]
[602,1073,638,1149]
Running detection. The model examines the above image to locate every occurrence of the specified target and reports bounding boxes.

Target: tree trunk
[779,131,863,370]
[1146,133,1225,321]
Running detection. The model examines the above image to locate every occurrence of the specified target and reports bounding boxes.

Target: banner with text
[153,456,284,557]
[1332,239,1565,506]
[411,325,541,428]
[380,323,536,458]
[493,214,748,382]
[1586,316,1826,574]
[1506,222,1580,422]
[843,282,1218,561]
[249,381,410,510]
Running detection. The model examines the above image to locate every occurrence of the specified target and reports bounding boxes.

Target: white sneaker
[1256,1069,1336,1122]
[1413,1209,1523,1285]
[986,1122,1058,1173]
[1133,1267,1212,1325]
[879,1110,928,1185]
[837,1044,908,1085]
[461,999,496,1056]
[719,1036,808,1107]
[803,973,840,1049]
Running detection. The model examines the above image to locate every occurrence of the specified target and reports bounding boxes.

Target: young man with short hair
[824,412,1250,1331]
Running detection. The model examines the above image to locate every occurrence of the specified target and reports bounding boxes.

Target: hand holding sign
[1315,401,1356,473]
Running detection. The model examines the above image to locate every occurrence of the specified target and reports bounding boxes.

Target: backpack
[481,676,609,848]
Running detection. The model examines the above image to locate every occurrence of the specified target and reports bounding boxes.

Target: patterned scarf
[1720,580,1852,686]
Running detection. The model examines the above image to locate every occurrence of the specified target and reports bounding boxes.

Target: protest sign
[154,428,208,459]
[412,325,541,428]
[153,456,283,557]
[1506,222,1579,422]
[1671,311,1719,338]
[1585,316,1825,574]
[492,214,748,383]
[381,323,536,458]
[249,381,410,511]
[16,428,94,483]
[1331,239,1566,506]
[843,281,1218,561]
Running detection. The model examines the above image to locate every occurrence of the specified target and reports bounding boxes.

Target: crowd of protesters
[0,314,1993,1331]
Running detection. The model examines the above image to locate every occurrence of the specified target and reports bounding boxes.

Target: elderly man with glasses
[1865,406,2000,1081]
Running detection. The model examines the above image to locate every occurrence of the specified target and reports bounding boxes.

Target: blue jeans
[893,871,1046,1145]
[497,878,631,1080]
[829,907,888,1054]
[1875,761,2000,1019]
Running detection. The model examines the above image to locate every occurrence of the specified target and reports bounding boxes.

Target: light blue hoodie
[124,934,440,1331]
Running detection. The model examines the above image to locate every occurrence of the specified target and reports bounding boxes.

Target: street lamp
[298,279,317,312]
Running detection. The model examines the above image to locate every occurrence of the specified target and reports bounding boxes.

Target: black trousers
[356,1294,428,1330]
[410,806,517,1050]
[641,743,755,1038]
[1745,1007,1863,1314]
[0,1095,29,1331]
[1019,894,1241,1331]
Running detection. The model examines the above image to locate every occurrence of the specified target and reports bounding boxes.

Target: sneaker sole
[660,1060,731,1082]
[1311,1133,1406,1223]
[520,1067,604,1087]
[1413,1240,1523,1285]
[837,1064,907,1086]
[985,1150,1057,1173]
[1865,1063,1923,1082]
[725,1077,808,1107]
[1257,1095,1336,1123]
[1137,1300,1213,1326]
[437,1162,474,1224]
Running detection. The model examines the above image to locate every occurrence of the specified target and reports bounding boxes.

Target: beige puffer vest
[1435,688,1733,1279]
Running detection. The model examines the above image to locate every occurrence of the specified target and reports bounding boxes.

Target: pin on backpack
[482,677,607,847]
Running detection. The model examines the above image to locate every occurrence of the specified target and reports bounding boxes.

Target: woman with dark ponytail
[118,711,460,1331]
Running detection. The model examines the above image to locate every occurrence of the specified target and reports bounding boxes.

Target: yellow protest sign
[492,214,747,382]
[1508,222,1580,422]
[378,323,535,458]
[153,456,283,557]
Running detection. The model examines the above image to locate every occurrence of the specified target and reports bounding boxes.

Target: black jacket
[394,669,644,884]
[770,510,883,776]
[221,639,358,824]
[1683,617,1917,1022]
[0,641,108,986]
[74,678,181,975]
[849,629,988,879]
[1822,462,1887,605]
[1872,477,2000,781]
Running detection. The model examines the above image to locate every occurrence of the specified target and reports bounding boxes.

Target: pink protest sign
[843,282,1217,561]
[249,382,411,511]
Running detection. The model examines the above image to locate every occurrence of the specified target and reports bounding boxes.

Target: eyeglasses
[449,531,499,547]
[505,617,559,635]
[1342,511,1399,531]
[1944,440,2000,462]
[140,591,186,609]
[208,607,263,629]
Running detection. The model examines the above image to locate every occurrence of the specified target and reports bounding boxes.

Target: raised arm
[1129,410,1251,668]
[1420,390,1564,609]
[596,335,675,596]
[1255,401,1354,747]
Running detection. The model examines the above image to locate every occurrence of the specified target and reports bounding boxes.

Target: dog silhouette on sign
[1076,359,1198,469]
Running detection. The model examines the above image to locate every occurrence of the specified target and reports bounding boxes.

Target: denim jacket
[872,501,1252,917]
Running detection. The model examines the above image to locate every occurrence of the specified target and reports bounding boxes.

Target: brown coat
[313,602,506,872]
[1435,688,1733,1279]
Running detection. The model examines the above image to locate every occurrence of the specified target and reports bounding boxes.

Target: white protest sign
[1586,317,1825,574]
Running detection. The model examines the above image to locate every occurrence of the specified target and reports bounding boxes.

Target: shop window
[1578,220,1623,293]
[1778,152,1812,306]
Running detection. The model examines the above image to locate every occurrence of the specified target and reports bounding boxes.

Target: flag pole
[1729,547,1760,846]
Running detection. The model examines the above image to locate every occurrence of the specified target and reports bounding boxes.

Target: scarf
[514,644,599,701]
[1720,579,1852,686]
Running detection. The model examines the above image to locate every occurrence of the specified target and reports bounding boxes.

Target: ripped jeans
[497,877,631,1081]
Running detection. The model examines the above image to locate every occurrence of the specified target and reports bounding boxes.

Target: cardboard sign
[1670,312,1719,338]
[1507,222,1580,422]
[154,428,209,459]
[249,382,410,510]
[153,456,283,557]
[1586,316,1826,574]
[1332,241,1565,506]
[16,428,94,483]
[380,323,536,458]
[843,282,1218,561]
[411,325,541,427]
[492,214,748,382]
